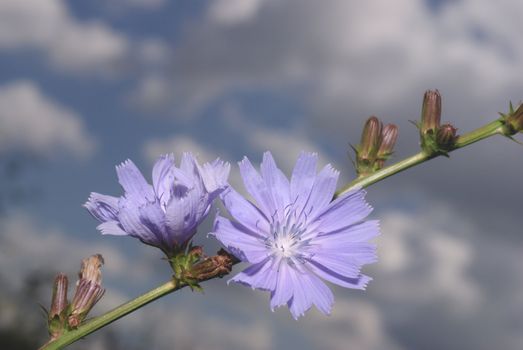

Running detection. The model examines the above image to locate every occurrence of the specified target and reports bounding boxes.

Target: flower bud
[49,274,69,320]
[359,116,383,160]
[436,123,458,150]
[355,116,383,176]
[506,103,523,134]
[68,254,105,328]
[48,274,69,338]
[376,124,398,168]
[420,90,441,135]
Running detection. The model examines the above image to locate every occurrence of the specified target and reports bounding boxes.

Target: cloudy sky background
[0,0,522,349]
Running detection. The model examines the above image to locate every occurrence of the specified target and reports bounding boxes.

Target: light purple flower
[85,153,230,255]
[211,152,379,319]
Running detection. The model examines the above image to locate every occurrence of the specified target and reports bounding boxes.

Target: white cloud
[0,0,129,73]
[208,0,265,25]
[304,300,403,350]
[129,0,523,128]
[127,74,172,112]
[0,80,96,158]
[143,306,273,350]
[142,135,221,164]
[0,212,155,292]
[220,102,344,184]
[376,206,482,312]
[137,38,171,66]
[248,127,331,172]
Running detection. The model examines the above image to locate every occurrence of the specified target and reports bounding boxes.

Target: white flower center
[272,234,298,258]
[266,207,311,260]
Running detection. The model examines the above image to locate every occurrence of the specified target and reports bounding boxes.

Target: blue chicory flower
[211,152,379,319]
[85,153,230,255]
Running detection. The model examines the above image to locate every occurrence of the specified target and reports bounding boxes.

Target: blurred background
[0,0,522,349]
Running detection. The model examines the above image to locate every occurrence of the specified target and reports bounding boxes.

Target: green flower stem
[40,279,181,350]
[40,250,237,350]
[41,118,506,350]
[336,119,505,197]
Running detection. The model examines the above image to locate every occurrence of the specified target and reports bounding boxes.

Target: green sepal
[498,101,523,136]
[185,278,204,293]
[48,314,63,336]
[503,134,523,146]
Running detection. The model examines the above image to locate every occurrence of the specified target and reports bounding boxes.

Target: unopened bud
[420,90,441,135]
[376,124,399,166]
[48,274,69,338]
[49,274,68,319]
[358,116,383,160]
[68,254,105,328]
[506,103,523,134]
[436,123,458,150]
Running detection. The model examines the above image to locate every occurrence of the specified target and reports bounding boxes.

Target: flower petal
[315,220,380,242]
[230,258,277,291]
[307,253,362,279]
[117,199,160,246]
[300,273,334,316]
[239,157,276,217]
[199,158,230,194]
[270,261,294,310]
[306,164,339,219]
[179,152,196,175]
[211,216,268,263]
[220,187,270,235]
[290,152,317,216]
[287,267,313,319]
[139,201,170,247]
[313,188,372,232]
[164,189,199,243]
[307,260,372,290]
[260,152,290,219]
[116,160,155,203]
[152,154,175,202]
[84,193,120,222]
[96,221,127,236]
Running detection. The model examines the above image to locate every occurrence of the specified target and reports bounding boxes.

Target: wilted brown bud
[188,249,237,281]
[436,123,458,150]
[68,254,105,328]
[188,246,204,260]
[79,254,104,284]
[421,90,441,134]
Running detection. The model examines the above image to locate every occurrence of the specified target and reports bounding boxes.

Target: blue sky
[1,1,523,349]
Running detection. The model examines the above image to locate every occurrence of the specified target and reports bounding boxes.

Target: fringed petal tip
[198,158,231,194]
[96,221,128,236]
[353,275,372,290]
[298,151,318,158]
[83,192,120,222]
[157,153,175,161]
[115,158,134,171]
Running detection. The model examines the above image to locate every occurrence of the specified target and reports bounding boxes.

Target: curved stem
[41,118,507,350]
[40,250,237,350]
[335,119,505,196]
[41,280,180,350]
